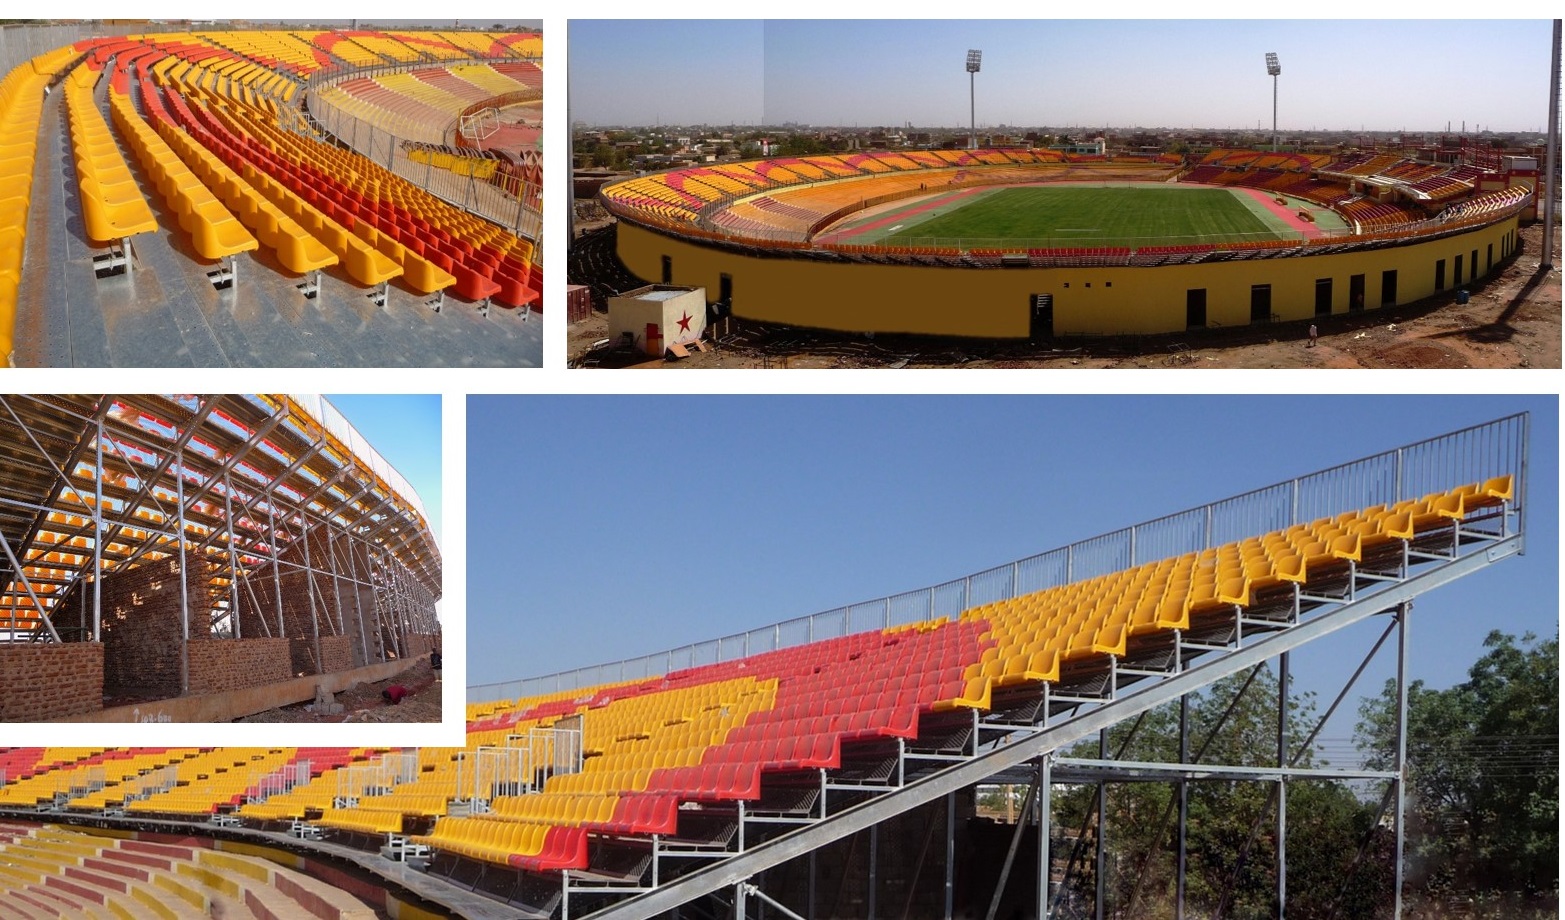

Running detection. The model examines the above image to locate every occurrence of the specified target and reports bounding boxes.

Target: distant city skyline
[570,20,1554,134]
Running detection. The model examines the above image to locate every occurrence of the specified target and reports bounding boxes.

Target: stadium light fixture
[966,50,982,150]
[1265,52,1281,152]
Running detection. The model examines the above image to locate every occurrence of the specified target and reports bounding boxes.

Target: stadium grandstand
[585,145,1538,339]
[0,21,542,367]
[0,414,1531,918]
[0,394,441,723]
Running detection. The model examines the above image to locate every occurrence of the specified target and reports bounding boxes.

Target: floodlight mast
[967,49,982,150]
[1266,52,1282,153]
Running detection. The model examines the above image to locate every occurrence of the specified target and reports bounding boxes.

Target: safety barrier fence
[302,57,543,245]
[0,22,135,77]
[470,414,1527,703]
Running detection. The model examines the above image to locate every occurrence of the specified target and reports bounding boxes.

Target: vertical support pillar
[734,880,746,920]
[1278,651,1289,918]
[326,523,347,640]
[1037,755,1052,920]
[1539,19,1559,271]
[1177,694,1189,920]
[176,451,190,696]
[93,413,104,643]
[944,792,955,920]
[346,533,372,665]
[223,473,240,639]
[302,516,323,673]
[269,502,284,639]
[867,823,878,920]
[808,849,817,920]
[1393,602,1411,919]
[1095,728,1107,920]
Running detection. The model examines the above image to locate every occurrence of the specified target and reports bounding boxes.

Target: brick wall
[285,634,355,676]
[187,638,292,695]
[320,635,354,674]
[403,634,441,657]
[0,644,104,721]
[91,557,216,698]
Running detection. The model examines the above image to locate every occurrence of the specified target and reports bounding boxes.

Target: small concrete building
[607,285,707,356]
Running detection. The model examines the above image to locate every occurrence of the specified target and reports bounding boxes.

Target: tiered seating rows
[0,480,1513,879]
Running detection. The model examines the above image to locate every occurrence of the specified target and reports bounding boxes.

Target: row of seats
[150,79,339,275]
[64,64,157,244]
[0,478,1515,879]
[109,67,258,262]
[411,817,588,871]
[0,48,77,360]
[200,94,531,303]
[959,478,1512,693]
[602,151,1171,231]
[31,29,540,309]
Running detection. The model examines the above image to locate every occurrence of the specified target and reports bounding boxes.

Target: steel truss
[0,395,440,689]
[538,417,1528,920]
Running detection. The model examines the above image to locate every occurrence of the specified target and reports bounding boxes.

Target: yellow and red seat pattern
[0,477,1512,875]
[0,26,540,349]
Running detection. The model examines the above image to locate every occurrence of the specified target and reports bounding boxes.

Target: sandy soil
[235,658,443,723]
[570,217,1560,370]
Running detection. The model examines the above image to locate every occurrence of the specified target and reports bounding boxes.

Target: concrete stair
[0,824,377,920]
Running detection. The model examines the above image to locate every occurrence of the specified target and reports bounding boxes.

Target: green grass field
[867,186,1292,248]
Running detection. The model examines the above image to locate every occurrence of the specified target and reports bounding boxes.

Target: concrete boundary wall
[618,213,1522,337]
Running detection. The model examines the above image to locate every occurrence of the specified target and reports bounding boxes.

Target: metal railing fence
[0,22,134,77]
[302,59,543,245]
[470,414,1527,704]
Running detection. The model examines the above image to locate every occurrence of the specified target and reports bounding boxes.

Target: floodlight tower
[1266,52,1282,152]
[966,49,982,150]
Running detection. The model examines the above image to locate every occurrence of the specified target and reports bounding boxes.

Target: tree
[1357,631,1559,896]
[1049,664,1376,919]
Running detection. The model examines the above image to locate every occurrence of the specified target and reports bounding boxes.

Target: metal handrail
[469,414,1526,703]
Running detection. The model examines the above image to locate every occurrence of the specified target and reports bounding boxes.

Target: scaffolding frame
[507,415,1529,920]
[0,395,441,703]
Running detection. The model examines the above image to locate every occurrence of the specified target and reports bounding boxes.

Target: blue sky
[467,396,1555,744]
[326,395,442,546]
[570,20,1554,133]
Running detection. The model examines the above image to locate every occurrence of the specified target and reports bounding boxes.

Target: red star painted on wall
[676,311,693,333]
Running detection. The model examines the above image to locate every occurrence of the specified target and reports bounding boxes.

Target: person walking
[1308,323,1318,347]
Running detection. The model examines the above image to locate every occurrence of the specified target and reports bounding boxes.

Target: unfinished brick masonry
[0,644,103,720]
[188,638,292,695]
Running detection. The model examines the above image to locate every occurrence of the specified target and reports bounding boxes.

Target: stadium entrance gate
[1029,294,1053,340]
[1186,289,1206,328]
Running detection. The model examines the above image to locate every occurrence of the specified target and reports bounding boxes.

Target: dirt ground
[569,217,1560,370]
[235,657,442,723]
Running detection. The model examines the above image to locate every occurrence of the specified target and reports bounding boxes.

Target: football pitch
[857,185,1297,248]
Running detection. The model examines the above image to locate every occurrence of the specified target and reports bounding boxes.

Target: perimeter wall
[617,216,1521,338]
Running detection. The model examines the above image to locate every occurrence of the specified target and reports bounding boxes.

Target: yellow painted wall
[617,217,1520,338]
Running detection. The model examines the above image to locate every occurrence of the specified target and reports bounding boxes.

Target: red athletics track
[1235,187,1327,239]
[814,185,988,244]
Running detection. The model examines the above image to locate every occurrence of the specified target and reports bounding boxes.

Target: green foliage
[1357,631,1559,895]
[776,135,828,157]
[1049,665,1370,919]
